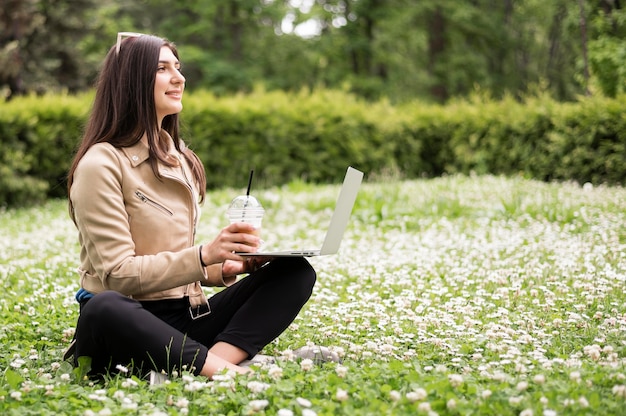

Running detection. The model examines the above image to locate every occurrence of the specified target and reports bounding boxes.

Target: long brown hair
[68,34,206,222]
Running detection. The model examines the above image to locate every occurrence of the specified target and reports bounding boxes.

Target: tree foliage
[0,0,624,102]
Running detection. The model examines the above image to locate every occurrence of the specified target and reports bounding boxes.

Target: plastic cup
[226,195,264,236]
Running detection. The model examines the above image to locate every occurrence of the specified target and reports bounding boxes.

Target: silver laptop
[240,166,363,257]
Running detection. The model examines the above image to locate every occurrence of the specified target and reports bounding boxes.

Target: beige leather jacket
[70,132,234,309]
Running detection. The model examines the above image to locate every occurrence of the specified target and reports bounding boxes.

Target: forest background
[1,0,625,208]
[2,0,625,102]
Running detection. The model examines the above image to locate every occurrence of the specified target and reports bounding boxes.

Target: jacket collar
[119,130,181,168]
[120,140,150,168]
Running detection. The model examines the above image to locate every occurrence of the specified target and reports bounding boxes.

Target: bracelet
[199,245,208,267]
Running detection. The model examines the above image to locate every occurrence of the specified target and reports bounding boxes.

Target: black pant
[73,257,316,377]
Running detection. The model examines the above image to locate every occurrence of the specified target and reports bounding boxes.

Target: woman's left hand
[222,257,272,277]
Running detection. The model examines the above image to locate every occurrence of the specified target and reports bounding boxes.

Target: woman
[66,33,316,379]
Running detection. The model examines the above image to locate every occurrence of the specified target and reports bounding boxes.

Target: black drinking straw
[246,169,254,196]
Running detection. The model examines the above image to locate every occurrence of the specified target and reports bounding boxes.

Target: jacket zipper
[135,191,174,216]
[166,155,198,240]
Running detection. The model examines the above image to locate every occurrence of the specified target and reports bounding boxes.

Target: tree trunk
[427,6,447,101]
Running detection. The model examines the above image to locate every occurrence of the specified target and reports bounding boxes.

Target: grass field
[1,175,625,415]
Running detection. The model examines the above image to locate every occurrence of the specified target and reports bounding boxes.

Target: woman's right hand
[200,222,261,266]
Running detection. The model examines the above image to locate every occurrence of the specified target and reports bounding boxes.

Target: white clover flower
[569,371,581,383]
[519,409,533,416]
[508,396,523,406]
[182,374,194,383]
[184,380,209,392]
[446,398,457,410]
[268,365,283,380]
[296,397,312,408]
[10,358,26,369]
[277,410,294,416]
[448,374,463,388]
[249,399,269,412]
[121,378,138,388]
[336,388,349,402]
[417,402,431,412]
[389,390,401,402]
[516,381,529,391]
[533,374,546,384]
[613,385,626,398]
[121,398,138,410]
[112,390,124,400]
[301,409,317,416]
[247,381,270,394]
[98,408,112,416]
[10,391,22,401]
[60,373,71,381]
[115,364,129,374]
[544,410,557,416]
[300,358,314,371]
[175,398,189,408]
[408,388,428,402]
[50,362,61,371]
[335,365,348,378]
[578,397,589,408]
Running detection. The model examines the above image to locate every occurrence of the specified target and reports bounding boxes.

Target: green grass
[1,175,626,415]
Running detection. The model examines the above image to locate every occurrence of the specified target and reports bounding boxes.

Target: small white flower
[509,396,523,406]
[417,402,431,412]
[121,398,138,410]
[249,399,269,412]
[517,381,529,391]
[176,398,189,409]
[115,364,129,374]
[277,410,294,416]
[121,378,138,388]
[268,365,283,380]
[335,365,348,378]
[578,397,589,408]
[389,390,401,401]
[296,397,312,408]
[10,391,22,401]
[448,374,463,388]
[300,358,314,371]
[447,398,457,410]
[302,409,317,416]
[533,374,546,384]
[60,373,71,381]
[98,408,112,416]
[613,385,626,398]
[336,388,349,402]
[519,409,533,416]
[570,371,581,383]
[247,381,270,394]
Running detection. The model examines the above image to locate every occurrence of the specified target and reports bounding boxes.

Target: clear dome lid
[227,195,264,210]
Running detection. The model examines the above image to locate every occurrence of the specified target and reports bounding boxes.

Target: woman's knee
[279,257,317,295]
[80,290,135,322]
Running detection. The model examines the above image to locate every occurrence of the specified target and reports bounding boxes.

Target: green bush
[0,90,625,208]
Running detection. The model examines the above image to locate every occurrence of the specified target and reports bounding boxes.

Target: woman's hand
[200,222,261,266]
[222,257,271,277]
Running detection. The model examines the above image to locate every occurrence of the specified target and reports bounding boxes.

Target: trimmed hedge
[1,90,625,208]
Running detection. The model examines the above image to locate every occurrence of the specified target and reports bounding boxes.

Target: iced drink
[226,195,264,237]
